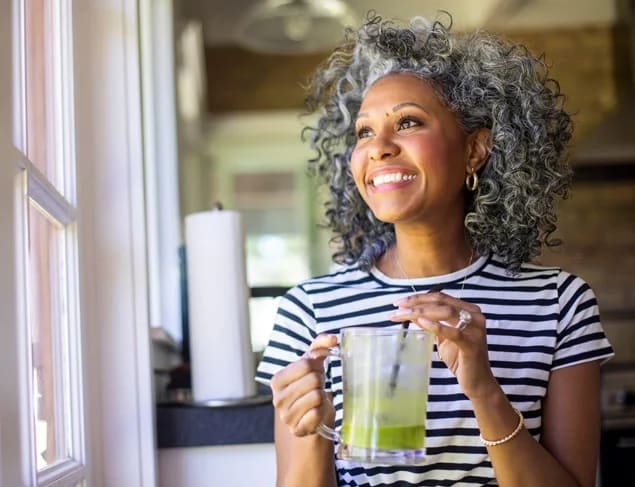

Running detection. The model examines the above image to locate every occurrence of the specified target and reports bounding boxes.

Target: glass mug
[316,326,434,465]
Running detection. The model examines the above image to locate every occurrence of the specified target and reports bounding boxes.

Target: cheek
[413,136,449,159]
[349,149,366,188]
[411,135,466,174]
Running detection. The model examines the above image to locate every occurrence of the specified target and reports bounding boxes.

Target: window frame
[1,0,157,485]
[72,0,157,484]
[12,0,86,483]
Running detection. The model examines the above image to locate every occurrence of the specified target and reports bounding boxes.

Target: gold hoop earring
[465,171,479,192]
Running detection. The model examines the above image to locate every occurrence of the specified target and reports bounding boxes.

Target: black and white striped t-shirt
[256,254,614,486]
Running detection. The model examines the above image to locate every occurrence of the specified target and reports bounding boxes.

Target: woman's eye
[397,116,421,130]
[356,126,372,139]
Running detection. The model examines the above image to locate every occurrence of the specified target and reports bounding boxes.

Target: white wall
[158,444,276,487]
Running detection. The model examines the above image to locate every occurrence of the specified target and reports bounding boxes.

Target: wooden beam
[205,46,327,112]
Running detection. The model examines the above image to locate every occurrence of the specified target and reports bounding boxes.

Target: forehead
[362,73,439,105]
[360,73,441,109]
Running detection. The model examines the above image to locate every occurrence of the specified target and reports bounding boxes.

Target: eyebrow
[393,102,429,113]
[356,102,430,122]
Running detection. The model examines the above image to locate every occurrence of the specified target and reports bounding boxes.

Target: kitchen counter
[156,385,274,448]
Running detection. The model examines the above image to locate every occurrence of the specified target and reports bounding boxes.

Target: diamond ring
[456,309,472,331]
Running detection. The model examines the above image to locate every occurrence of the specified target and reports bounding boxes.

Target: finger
[274,370,328,432]
[395,295,484,330]
[387,307,419,323]
[270,355,326,393]
[285,388,326,436]
[294,404,327,437]
[306,333,338,355]
[418,303,482,329]
[304,334,338,360]
[415,313,483,343]
[272,367,324,409]
[389,302,482,330]
[414,315,464,339]
[395,291,481,313]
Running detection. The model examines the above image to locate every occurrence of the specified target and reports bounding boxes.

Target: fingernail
[389,308,411,318]
[393,297,408,306]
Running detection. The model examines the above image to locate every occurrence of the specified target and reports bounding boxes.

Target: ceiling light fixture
[233,0,359,55]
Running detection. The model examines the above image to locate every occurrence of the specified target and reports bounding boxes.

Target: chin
[370,209,402,224]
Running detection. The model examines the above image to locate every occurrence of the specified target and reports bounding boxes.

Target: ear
[465,128,491,174]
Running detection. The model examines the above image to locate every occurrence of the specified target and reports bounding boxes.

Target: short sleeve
[552,271,614,371]
[255,285,318,387]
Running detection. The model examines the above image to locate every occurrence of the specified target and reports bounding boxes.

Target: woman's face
[351,73,474,228]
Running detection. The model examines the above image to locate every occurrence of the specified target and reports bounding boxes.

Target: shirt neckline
[369,253,490,289]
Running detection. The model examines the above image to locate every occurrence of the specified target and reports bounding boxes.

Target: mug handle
[315,345,341,442]
[316,422,340,442]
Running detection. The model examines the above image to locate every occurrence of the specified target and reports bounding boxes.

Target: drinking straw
[387,285,443,396]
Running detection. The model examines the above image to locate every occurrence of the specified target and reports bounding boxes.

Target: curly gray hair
[302,12,573,272]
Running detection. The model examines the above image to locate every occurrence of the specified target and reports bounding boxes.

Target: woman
[255,13,613,487]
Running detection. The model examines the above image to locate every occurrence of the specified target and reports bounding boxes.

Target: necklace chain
[394,247,475,296]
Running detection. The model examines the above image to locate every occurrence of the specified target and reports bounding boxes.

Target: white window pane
[27,203,68,470]
[22,0,60,192]
[246,233,310,287]
[249,296,282,353]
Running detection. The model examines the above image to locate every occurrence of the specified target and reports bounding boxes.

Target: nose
[368,134,399,161]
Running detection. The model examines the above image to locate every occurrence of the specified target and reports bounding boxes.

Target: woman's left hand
[389,291,499,400]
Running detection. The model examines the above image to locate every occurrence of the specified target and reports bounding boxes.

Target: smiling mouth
[370,172,417,187]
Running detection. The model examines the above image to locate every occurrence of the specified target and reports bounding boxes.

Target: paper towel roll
[184,209,256,402]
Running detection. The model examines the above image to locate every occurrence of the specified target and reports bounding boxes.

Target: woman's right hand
[270,333,337,437]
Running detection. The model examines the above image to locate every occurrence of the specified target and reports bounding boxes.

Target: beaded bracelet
[479,408,524,447]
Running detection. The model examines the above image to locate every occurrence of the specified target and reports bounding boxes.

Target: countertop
[155,385,274,448]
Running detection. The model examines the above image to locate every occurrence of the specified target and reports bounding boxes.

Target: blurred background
[164,0,634,354]
[148,2,634,485]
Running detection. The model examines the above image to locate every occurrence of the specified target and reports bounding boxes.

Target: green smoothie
[341,423,425,450]
[340,392,427,450]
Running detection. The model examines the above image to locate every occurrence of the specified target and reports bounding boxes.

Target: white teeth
[371,173,416,186]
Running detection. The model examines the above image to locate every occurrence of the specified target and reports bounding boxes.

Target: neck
[385,227,475,278]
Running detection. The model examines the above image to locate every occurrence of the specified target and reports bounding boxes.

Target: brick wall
[539,181,634,310]
[507,24,631,149]
[538,180,635,363]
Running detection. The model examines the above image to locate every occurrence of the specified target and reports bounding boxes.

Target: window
[14,1,86,484]
[2,1,156,485]
[200,112,332,354]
